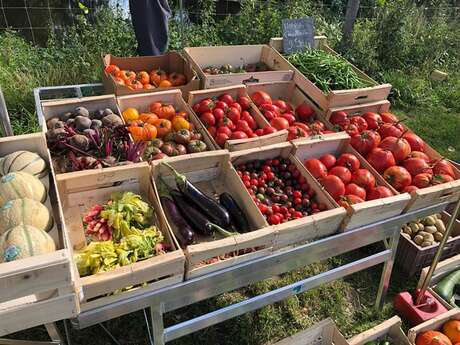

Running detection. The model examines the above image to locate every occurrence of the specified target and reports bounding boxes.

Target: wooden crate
[271,318,349,345]
[102,52,200,99]
[396,212,460,277]
[183,44,294,89]
[325,100,391,122]
[56,163,185,311]
[188,84,288,152]
[230,142,346,250]
[348,316,411,345]
[150,151,274,279]
[293,133,410,230]
[116,89,216,158]
[268,36,392,110]
[408,309,460,344]
[0,133,77,336]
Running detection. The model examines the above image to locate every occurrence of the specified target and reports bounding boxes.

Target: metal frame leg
[0,323,63,345]
[375,226,401,309]
[150,304,165,345]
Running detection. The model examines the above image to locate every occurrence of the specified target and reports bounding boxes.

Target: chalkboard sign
[282,17,315,54]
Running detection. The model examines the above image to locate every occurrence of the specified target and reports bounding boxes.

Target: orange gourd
[416,331,453,345]
[128,122,157,141]
[155,104,176,120]
[138,112,159,125]
[153,119,172,138]
[172,116,190,131]
[150,69,168,86]
[443,321,460,343]
[137,71,150,85]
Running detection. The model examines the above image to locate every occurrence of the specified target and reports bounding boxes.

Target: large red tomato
[367,186,394,200]
[336,153,361,172]
[251,91,272,106]
[287,126,308,140]
[413,173,433,188]
[345,183,367,200]
[270,117,290,130]
[227,107,241,124]
[322,175,346,200]
[380,112,399,124]
[383,166,412,191]
[362,112,382,130]
[329,166,352,184]
[295,103,315,122]
[237,96,251,110]
[319,154,337,170]
[350,130,381,155]
[351,169,376,191]
[378,123,403,139]
[330,111,348,126]
[200,112,216,128]
[408,151,430,162]
[379,136,411,162]
[304,159,328,179]
[403,132,425,152]
[350,116,368,132]
[198,99,214,114]
[273,100,289,113]
[432,174,455,185]
[433,159,455,178]
[218,93,234,106]
[402,185,419,193]
[366,148,396,173]
[403,158,433,177]
[338,195,364,209]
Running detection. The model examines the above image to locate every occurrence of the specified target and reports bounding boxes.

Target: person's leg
[129,0,171,56]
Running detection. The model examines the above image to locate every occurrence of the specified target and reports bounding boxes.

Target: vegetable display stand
[396,212,460,277]
[183,45,294,88]
[188,84,288,151]
[116,89,215,157]
[293,133,410,230]
[102,52,200,99]
[268,36,392,110]
[229,142,346,250]
[150,151,274,279]
[348,316,411,345]
[407,308,460,344]
[55,163,184,312]
[0,133,77,336]
[271,318,349,345]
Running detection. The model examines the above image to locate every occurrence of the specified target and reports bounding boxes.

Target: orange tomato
[149,102,162,114]
[119,70,136,82]
[122,107,139,122]
[159,80,173,88]
[139,112,159,125]
[175,111,188,119]
[127,79,143,90]
[169,72,186,86]
[150,69,168,86]
[153,118,172,138]
[156,104,176,120]
[129,123,158,141]
[137,71,150,85]
[172,116,190,131]
[105,64,120,75]
[113,76,125,86]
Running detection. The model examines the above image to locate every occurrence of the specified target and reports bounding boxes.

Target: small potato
[424,225,437,234]
[409,223,419,232]
[435,219,446,233]
[414,235,424,245]
[421,241,433,247]
[403,227,413,236]
[434,232,444,241]
[418,223,425,231]
[424,216,436,226]
[422,233,435,242]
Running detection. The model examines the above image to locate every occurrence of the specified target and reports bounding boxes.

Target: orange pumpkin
[153,119,172,138]
[169,72,186,86]
[138,112,159,125]
[172,116,190,131]
[150,69,168,86]
[416,331,453,345]
[137,71,150,85]
[443,321,460,343]
[155,104,176,120]
[159,80,173,87]
[128,122,157,141]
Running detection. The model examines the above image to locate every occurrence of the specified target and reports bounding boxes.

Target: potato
[421,241,433,247]
[414,235,424,245]
[424,225,437,234]
[434,219,446,233]
[402,227,412,236]
[409,223,419,232]
[422,233,434,242]
[434,232,444,241]
[418,223,425,231]
[435,213,442,219]
[424,216,436,226]
[402,233,411,240]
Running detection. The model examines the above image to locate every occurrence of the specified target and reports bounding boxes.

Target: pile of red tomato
[330,110,457,192]
[249,90,334,141]
[304,152,394,208]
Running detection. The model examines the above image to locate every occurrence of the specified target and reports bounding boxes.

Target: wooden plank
[408,309,460,344]
[348,316,410,345]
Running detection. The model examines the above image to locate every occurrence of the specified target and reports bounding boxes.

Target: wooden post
[341,0,360,50]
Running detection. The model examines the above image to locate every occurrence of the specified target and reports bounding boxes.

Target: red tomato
[412,172,432,188]
[105,64,120,74]
[255,128,265,136]
[280,113,296,125]
[263,127,277,135]
[287,126,308,140]
[351,169,376,191]
[217,126,232,136]
[432,174,455,185]
[207,126,217,138]
[304,159,328,179]
[383,166,412,191]
[403,158,432,177]
[231,131,248,140]
[260,103,280,114]
[379,136,411,162]
[219,93,234,106]
[433,159,455,178]
[366,186,394,200]
[192,102,201,113]
[269,214,281,225]
[402,185,418,193]
[344,123,360,137]
[366,148,396,173]
[338,195,365,209]
[237,96,251,110]
[380,112,399,124]
[322,175,346,200]
[345,183,367,200]
[319,154,336,170]
[214,101,228,111]
[403,132,425,152]
[200,112,216,128]
[362,112,382,130]
[241,111,257,130]
[218,117,235,130]
[251,91,272,106]
[350,116,368,132]
[350,130,381,155]
[329,166,352,184]
[336,153,361,172]
[273,100,289,113]
[270,117,290,130]
[293,122,311,134]
[312,120,325,131]
[330,111,348,126]
[295,103,315,122]
[198,99,214,114]
[231,102,242,114]
[408,151,430,162]
[378,123,402,139]
[213,108,225,122]
[263,110,278,121]
[236,120,251,132]
[215,133,229,147]
[227,107,241,124]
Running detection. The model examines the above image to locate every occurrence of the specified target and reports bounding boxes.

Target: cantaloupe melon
[0,171,46,206]
[0,198,52,235]
[0,151,47,178]
[0,225,56,263]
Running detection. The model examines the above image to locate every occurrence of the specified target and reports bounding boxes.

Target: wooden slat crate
[348,316,411,345]
[396,212,460,277]
[150,151,274,279]
[408,309,460,344]
[230,142,346,250]
[55,163,185,312]
[268,36,392,110]
[188,84,288,152]
[271,318,349,345]
[183,44,294,89]
[102,52,200,99]
[116,89,216,158]
[0,133,77,336]
[293,133,410,230]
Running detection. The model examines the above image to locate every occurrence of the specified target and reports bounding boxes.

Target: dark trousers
[129,0,171,56]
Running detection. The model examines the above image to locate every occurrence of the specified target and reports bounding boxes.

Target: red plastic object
[394,290,448,326]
